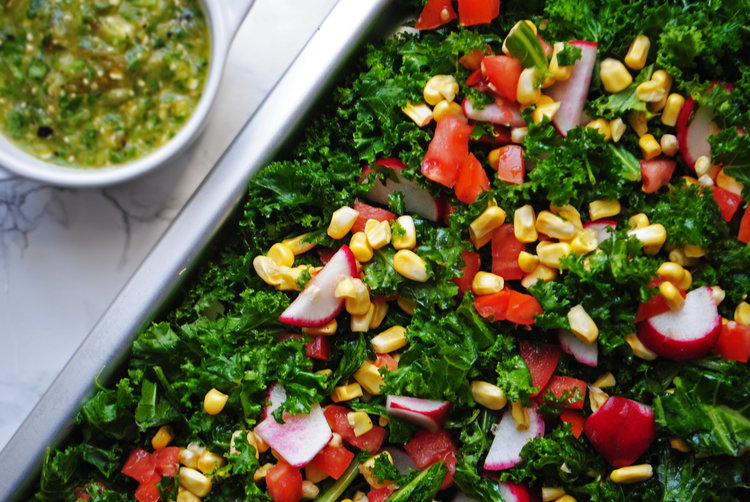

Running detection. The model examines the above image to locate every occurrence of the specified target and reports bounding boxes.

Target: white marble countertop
[0,0,338,452]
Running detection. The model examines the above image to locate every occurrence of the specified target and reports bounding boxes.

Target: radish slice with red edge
[484,405,544,470]
[385,395,450,432]
[547,41,598,136]
[583,219,616,244]
[676,97,720,169]
[558,329,598,366]
[263,382,287,418]
[461,97,525,127]
[637,286,721,360]
[500,481,531,502]
[278,245,357,327]
[362,159,441,221]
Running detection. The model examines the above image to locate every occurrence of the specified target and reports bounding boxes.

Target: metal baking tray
[0,0,395,498]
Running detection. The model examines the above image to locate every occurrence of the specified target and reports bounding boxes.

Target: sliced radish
[362,159,441,221]
[637,286,721,360]
[500,481,531,502]
[676,97,719,169]
[484,405,544,470]
[386,395,450,432]
[583,219,616,244]
[462,97,525,127]
[264,382,287,418]
[547,41,597,136]
[382,446,418,475]
[558,329,598,366]
[278,245,357,327]
[255,402,333,467]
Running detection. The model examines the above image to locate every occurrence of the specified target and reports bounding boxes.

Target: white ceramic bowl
[0,0,255,187]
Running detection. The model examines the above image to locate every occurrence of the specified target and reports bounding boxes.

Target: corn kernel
[711,286,726,305]
[586,118,612,141]
[470,381,507,410]
[302,319,337,336]
[392,215,417,250]
[351,303,376,332]
[151,425,174,450]
[668,248,699,267]
[177,489,201,502]
[610,118,627,143]
[660,134,679,157]
[535,210,578,240]
[636,80,666,103]
[628,223,667,248]
[694,155,711,177]
[423,74,459,105]
[624,34,650,70]
[517,67,542,106]
[639,133,661,160]
[600,58,633,93]
[716,168,745,195]
[365,219,391,249]
[328,206,360,239]
[359,452,393,488]
[588,385,610,413]
[533,99,561,124]
[677,269,692,291]
[593,372,616,388]
[610,464,653,484]
[353,493,368,502]
[283,233,317,255]
[335,278,370,316]
[541,487,566,501]
[393,249,429,282]
[670,438,691,453]
[567,304,599,343]
[371,325,407,353]
[350,232,374,262]
[537,241,572,269]
[556,496,578,502]
[589,198,621,221]
[331,382,363,402]
[570,228,599,254]
[401,101,433,127]
[347,411,374,437]
[549,42,573,81]
[370,300,389,330]
[625,333,658,360]
[433,100,464,121]
[197,451,226,474]
[684,243,707,258]
[179,448,200,469]
[253,463,274,483]
[179,467,212,498]
[514,205,538,243]
[470,205,507,248]
[301,480,319,499]
[628,110,648,137]
[397,296,416,315]
[204,388,228,415]
[661,93,685,126]
[353,362,386,395]
[511,401,530,431]
[267,244,294,269]
[735,302,750,325]
[511,126,529,143]
[472,271,505,295]
[550,204,583,230]
[656,261,685,285]
[253,255,283,286]
[660,281,685,311]
[277,265,308,292]
[628,212,649,229]
[518,251,540,273]
[650,70,672,113]
[521,263,557,289]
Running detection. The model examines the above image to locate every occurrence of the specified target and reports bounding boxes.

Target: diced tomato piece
[455,153,490,204]
[122,448,157,484]
[453,250,481,296]
[560,409,585,438]
[474,290,511,321]
[154,447,180,477]
[323,405,386,453]
[491,224,525,281]
[309,445,355,480]
[494,144,524,184]
[374,353,398,371]
[506,290,543,325]
[739,204,750,243]
[134,472,162,502]
[404,429,457,489]
[466,68,493,94]
[349,424,386,453]
[539,375,587,409]
[351,201,397,234]
[712,185,744,222]
[715,321,750,363]
[457,0,500,26]
[368,487,396,502]
[414,0,457,30]
[459,48,486,70]
[267,459,303,502]
[640,158,676,194]
[306,334,330,360]
[481,55,522,103]
[74,487,91,501]
[317,248,336,265]
[634,288,686,322]
[519,341,561,396]
[421,115,474,188]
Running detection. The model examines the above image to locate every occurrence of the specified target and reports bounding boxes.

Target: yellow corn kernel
[677,268,692,291]
[628,213,649,229]
[359,452,393,488]
[570,228,599,255]
[470,381,507,410]
[541,487,566,501]
[735,302,750,325]
[283,233,317,255]
[267,243,295,268]
[660,134,679,157]
[600,58,633,93]
[586,118,612,141]
[502,20,538,55]
[302,319,337,336]
[401,101,433,127]
[711,286,726,306]
[670,438,691,453]
[588,385,610,413]
[610,117,627,143]
[277,265,308,292]
[351,303,376,332]
[517,67,542,106]
[392,215,417,250]
[628,223,666,247]
[625,333,658,360]
[197,451,226,474]
[433,100,464,121]
[537,241,572,269]
[567,304,599,343]
[353,493,368,502]
[335,278,370,316]
[472,271,505,295]
[204,388,228,416]
[549,42,573,81]
[656,261,685,285]
[649,70,673,112]
[151,425,174,450]
[533,99,561,124]
[610,464,653,484]
[518,251,540,273]
[353,362,386,395]
[370,300,389,330]
[371,325,408,353]
[716,168,745,195]
[350,232,374,263]
[511,126,529,144]
[628,110,649,137]
[177,489,202,502]
[397,296,416,315]
[470,205,507,248]
[589,198,621,221]
[521,263,557,289]
[301,480,319,500]
[179,467,212,498]
[593,372,616,388]
[423,74,459,106]
[335,277,357,298]
[347,411,374,437]
[635,80,666,103]
[253,255,283,286]
[556,496,578,502]
[668,248,699,267]
[514,205,538,243]
[660,281,685,310]
[393,249,429,282]
[551,204,583,230]
[365,219,391,249]
[624,34,650,70]
[511,401,530,431]
[328,206,360,240]
[661,93,685,126]
[535,210,578,240]
[331,382,364,402]
[639,133,661,160]
[253,462,274,483]
[694,155,711,177]
[179,448,200,469]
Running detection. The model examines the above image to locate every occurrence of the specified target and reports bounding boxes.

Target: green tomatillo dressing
[0,0,209,168]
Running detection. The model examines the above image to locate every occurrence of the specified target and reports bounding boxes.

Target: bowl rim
[0,0,231,188]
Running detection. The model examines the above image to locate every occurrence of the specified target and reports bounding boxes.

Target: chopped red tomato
[739,204,750,243]
[121,448,157,484]
[481,55,522,103]
[154,447,180,477]
[634,288,686,322]
[453,250,481,296]
[374,353,398,371]
[421,115,474,188]
[414,0,457,30]
[466,68,493,94]
[494,144,525,184]
[351,201,397,233]
[715,321,750,363]
[519,342,561,396]
[134,472,162,502]
[455,153,490,204]
[506,290,543,325]
[539,375,587,409]
[266,460,303,502]
[459,48,486,70]
[640,158,676,194]
[306,334,330,360]
[75,482,106,501]
[491,224,525,280]
[560,409,585,438]
[368,487,396,502]
[308,445,355,480]
[712,185,744,222]
[457,0,500,26]
[474,289,511,320]
[404,429,457,489]
[323,405,386,452]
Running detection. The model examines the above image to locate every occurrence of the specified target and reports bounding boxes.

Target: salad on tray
[35,1,750,501]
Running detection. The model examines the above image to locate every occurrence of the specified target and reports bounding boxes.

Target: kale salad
[34,1,750,501]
